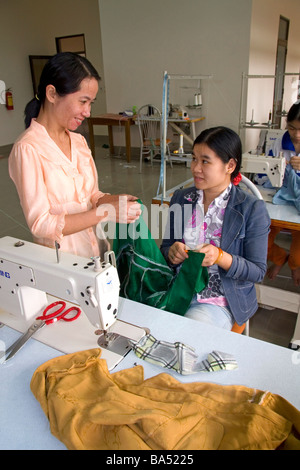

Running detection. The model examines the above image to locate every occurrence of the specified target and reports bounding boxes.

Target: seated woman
[160,127,270,330]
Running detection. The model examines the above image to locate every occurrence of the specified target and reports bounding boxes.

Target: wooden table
[142,115,205,147]
[168,116,205,145]
[87,114,135,162]
[257,187,300,232]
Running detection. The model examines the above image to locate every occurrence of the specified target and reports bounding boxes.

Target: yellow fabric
[30,348,300,450]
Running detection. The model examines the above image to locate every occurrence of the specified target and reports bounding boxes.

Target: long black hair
[193,126,242,180]
[24,52,100,128]
[287,102,300,123]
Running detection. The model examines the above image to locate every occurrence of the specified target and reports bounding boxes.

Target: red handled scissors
[36,301,81,324]
[2,301,81,363]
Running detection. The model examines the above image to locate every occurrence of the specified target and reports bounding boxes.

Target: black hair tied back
[24,52,101,129]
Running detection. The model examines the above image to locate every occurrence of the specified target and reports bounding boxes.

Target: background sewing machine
[256,129,285,156]
[0,236,147,368]
[240,153,286,188]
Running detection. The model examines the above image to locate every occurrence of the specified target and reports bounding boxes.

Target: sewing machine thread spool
[194,93,202,106]
[179,134,184,154]
[93,256,102,272]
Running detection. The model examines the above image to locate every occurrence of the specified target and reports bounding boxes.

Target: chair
[136,104,173,173]
[231,321,249,335]
[240,174,264,201]
[230,175,264,336]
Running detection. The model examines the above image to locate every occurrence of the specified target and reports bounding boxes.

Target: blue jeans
[185,296,234,330]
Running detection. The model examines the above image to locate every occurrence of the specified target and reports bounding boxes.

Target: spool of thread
[179,134,184,153]
[194,93,202,106]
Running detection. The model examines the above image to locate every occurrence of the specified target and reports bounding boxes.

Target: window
[273,16,289,127]
[55,34,86,56]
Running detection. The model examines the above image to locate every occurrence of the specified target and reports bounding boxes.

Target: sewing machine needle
[55,241,60,263]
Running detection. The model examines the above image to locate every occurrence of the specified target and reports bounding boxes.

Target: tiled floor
[0,135,299,349]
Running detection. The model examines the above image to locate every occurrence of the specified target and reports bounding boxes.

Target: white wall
[245,0,300,151]
[98,0,253,146]
[2,0,299,151]
[0,0,106,146]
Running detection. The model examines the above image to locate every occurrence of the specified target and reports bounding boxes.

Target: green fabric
[112,202,208,316]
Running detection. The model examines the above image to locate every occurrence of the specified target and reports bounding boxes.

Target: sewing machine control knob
[86,286,98,307]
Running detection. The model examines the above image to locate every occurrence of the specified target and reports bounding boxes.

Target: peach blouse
[9,120,109,258]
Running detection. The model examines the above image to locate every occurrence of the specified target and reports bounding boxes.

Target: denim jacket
[160,184,271,325]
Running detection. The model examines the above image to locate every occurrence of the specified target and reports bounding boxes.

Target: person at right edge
[266,102,300,287]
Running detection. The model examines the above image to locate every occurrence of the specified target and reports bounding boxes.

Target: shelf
[241,125,279,129]
[186,104,202,109]
[239,71,299,140]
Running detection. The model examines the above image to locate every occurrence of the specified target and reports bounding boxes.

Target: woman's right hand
[168,241,189,264]
[96,194,141,223]
[290,156,300,172]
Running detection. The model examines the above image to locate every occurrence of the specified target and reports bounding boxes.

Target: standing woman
[161,127,270,330]
[267,101,300,286]
[9,52,140,258]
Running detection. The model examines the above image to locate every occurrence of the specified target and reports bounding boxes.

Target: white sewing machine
[241,153,286,188]
[0,236,147,362]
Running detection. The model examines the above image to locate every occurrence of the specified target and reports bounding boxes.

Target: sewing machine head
[0,236,120,331]
[241,153,286,187]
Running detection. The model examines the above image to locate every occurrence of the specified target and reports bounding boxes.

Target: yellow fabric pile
[30,348,300,450]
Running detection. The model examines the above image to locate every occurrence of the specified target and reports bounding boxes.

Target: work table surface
[1,298,300,450]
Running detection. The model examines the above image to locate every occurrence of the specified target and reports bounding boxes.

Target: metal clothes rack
[158,71,212,200]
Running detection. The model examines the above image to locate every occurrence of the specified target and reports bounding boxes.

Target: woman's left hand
[198,243,220,266]
[96,194,141,224]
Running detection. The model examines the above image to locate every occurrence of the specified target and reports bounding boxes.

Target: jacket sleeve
[224,199,270,283]
[160,190,187,263]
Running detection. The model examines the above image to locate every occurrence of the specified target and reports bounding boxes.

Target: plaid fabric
[197,350,238,372]
[129,334,238,375]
